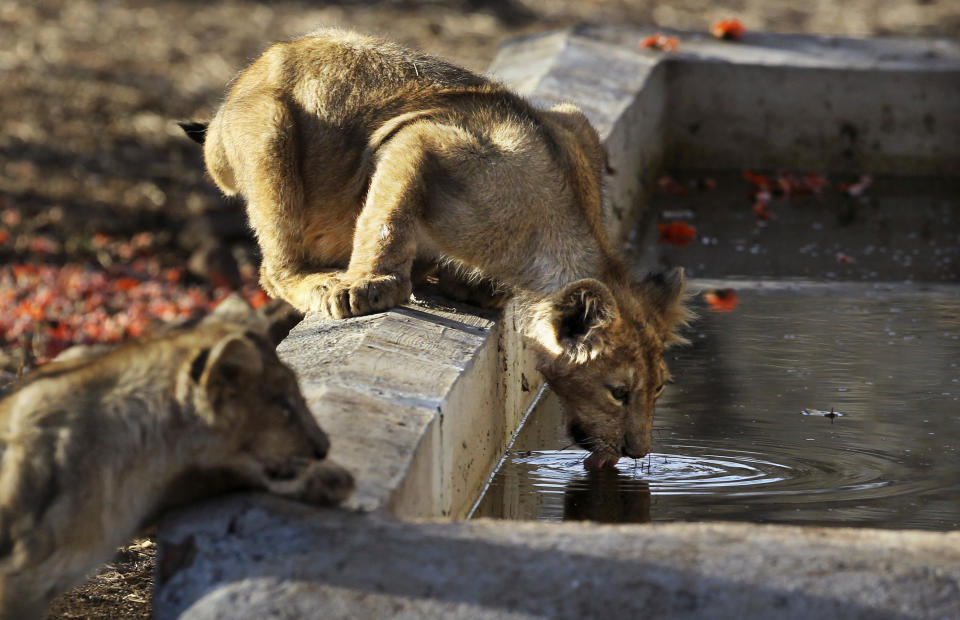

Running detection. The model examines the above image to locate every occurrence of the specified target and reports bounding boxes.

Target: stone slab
[156,495,960,619]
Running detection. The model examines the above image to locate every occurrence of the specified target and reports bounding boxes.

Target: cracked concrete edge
[156,494,960,619]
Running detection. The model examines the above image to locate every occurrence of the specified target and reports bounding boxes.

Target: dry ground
[0,1,956,618]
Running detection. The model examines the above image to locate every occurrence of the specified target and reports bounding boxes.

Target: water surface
[474,290,960,528]
[475,172,960,529]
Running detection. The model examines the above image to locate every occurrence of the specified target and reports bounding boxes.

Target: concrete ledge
[493,25,960,183]
[275,295,541,519]
[157,495,960,619]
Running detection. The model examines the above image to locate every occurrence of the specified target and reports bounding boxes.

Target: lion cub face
[188,323,330,476]
[532,269,689,469]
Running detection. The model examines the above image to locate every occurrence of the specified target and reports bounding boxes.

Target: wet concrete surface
[475,171,960,529]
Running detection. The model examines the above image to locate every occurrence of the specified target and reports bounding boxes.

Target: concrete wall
[157,495,960,619]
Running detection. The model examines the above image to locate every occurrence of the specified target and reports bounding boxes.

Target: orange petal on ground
[246,288,271,309]
[115,277,140,291]
[640,35,660,48]
[711,19,746,41]
[641,33,679,52]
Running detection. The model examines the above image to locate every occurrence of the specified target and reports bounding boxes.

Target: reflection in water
[563,470,651,523]
[473,284,960,531]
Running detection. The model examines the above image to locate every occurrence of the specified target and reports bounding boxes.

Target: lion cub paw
[298,460,355,506]
[320,273,412,319]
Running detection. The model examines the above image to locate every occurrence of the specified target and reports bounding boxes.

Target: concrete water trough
[155,26,960,618]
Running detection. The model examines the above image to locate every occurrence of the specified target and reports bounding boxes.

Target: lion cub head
[530,268,689,469]
[172,296,352,505]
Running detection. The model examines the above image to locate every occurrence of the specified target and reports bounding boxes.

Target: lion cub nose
[622,434,649,459]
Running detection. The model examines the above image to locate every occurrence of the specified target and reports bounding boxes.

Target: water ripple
[509,440,914,502]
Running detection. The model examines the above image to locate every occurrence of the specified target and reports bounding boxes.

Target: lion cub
[184,28,688,470]
[0,297,353,619]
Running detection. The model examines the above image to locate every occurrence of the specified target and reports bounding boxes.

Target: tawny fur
[190,28,689,466]
[0,297,353,619]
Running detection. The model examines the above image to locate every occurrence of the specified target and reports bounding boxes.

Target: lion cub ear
[187,335,264,424]
[546,279,619,363]
[204,295,304,346]
[206,294,260,326]
[259,298,305,346]
[635,267,692,345]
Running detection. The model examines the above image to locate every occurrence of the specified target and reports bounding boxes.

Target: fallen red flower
[743,170,770,190]
[658,221,697,246]
[658,175,688,197]
[704,288,739,312]
[803,173,828,193]
[115,277,140,291]
[164,268,182,284]
[836,252,856,264]
[641,33,679,52]
[753,201,772,220]
[92,232,111,249]
[28,236,59,254]
[840,174,873,197]
[1,208,20,228]
[247,289,271,309]
[776,171,828,196]
[711,19,746,41]
[695,177,718,191]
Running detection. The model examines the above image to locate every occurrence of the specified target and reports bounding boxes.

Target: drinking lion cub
[183,28,689,470]
[0,297,353,619]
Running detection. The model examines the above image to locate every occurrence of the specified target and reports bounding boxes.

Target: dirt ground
[1,0,956,618]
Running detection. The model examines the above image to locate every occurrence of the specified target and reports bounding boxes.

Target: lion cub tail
[178,117,239,196]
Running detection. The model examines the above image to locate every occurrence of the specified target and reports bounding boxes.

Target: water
[473,172,960,530]
[636,172,959,282]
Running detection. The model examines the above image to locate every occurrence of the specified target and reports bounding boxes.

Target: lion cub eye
[608,385,630,404]
[275,399,297,422]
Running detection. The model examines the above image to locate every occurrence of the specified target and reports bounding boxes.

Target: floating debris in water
[657,175,688,196]
[704,288,739,312]
[802,408,844,423]
[658,221,697,246]
[840,174,873,197]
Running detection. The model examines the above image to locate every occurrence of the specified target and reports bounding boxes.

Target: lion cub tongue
[583,453,618,471]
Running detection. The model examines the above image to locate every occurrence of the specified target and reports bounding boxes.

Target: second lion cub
[0,298,353,619]
[185,28,689,469]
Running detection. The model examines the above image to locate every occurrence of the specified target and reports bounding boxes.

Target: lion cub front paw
[296,460,355,506]
[320,273,411,319]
